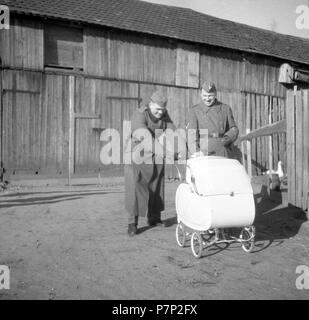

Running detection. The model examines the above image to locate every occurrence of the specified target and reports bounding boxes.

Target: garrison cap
[150,91,168,108]
[201,82,217,93]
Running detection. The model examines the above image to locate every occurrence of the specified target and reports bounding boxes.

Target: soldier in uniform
[124,91,183,236]
[187,82,239,158]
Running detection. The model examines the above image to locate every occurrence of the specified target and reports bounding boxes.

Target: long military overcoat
[187,99,239,158]
[124,106,176,220]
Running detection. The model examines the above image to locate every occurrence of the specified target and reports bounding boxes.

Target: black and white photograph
[0,0,309,304]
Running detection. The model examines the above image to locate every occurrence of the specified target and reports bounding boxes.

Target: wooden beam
[74,113,101,119]
[106,96,141,101]
[3,88,41,94]
[294,71,309,83]
[238,119,286,142]
[240,90,285,100]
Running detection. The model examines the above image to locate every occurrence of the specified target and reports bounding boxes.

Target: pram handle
[174,163,202,196]
[186,165,202,196]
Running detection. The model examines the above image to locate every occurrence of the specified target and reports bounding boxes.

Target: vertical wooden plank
[0,67,3,177]
[302,90,309,210]
[286,91,292,205]
[68,75,75,184]
[287,89,296,206]
[40,73,46,171]
[263,95,269,171]
[240,93,246,166]
[268,97,273,173]
[251,94,256,175]
[272,97,278,168]
[256,94,261,175]
[295,90,303,208]
[241,141,246,170]
[246,129,252,178]
[246,94,252,177]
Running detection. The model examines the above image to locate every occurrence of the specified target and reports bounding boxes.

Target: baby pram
[175,156,255,258]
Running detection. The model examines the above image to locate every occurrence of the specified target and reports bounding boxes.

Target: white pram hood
[186,156,253,196]
[176,156,255,230]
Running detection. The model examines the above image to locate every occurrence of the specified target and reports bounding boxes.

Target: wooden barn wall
[84,27,179,86]
[0,17,299,178]
[0,17,44,69]
[175,43,200,88]
[2,70,70,175]
[73,80,200,176]
[200,47,286,98]
[74,77,139,174]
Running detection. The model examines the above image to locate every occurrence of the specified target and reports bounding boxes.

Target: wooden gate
[1,70,70,176]
[286,89,309,210]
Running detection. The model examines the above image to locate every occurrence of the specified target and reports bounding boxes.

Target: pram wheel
[176,223,186,247]
[191,232,203,258]
[240,226,255,253]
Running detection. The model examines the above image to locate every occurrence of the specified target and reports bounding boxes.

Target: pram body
[175,156,255,258]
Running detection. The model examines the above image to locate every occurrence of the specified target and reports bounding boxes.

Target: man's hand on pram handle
[221,135,233,147]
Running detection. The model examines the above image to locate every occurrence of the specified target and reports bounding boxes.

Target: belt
[208,133,224,138]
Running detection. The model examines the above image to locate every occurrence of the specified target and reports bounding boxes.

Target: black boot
[128,223,137,236]
[147,219,166,227]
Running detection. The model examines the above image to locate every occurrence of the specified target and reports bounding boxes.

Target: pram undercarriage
[176,223,255,258]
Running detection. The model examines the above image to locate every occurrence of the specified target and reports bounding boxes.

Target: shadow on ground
[0,191,122,209]
[252,185,307,253]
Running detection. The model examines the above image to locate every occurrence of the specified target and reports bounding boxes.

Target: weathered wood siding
[84,27,178,86]
[0,17,43,69]
[2,16,307,179]
[200,47,286,98]
[2,70,70,175]
[287,89,309,211]
[241,92,286,176]
[74,77,139,174]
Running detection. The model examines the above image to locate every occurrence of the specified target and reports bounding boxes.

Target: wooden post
[287,88,296,206]
[303,90,309,210]
[245,93,252,178]
[295,89,303,208]
[241,141,246,168]
[68,76,75,185]
[246,128,252,178]
[268,99,273,172]
[0,65,3,182]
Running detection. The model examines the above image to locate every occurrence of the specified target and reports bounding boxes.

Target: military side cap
[150,90,168,108]
[201,82,217,93]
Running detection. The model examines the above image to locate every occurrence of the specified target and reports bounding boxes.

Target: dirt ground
[0,176,309,300]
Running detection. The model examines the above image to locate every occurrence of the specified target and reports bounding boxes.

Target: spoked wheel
[191,232,203,258]
[240,226,255,253]
[176,223,186,247]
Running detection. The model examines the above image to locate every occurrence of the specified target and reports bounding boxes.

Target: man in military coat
[124,91,183,236]
[187,82,239,158]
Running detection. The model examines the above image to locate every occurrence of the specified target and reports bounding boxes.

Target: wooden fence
[286,89,309,211]
[240,88,308,212]
[241,92,286,176]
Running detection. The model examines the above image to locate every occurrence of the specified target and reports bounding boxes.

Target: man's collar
[202,98,217,108]
[200,99,222,114]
